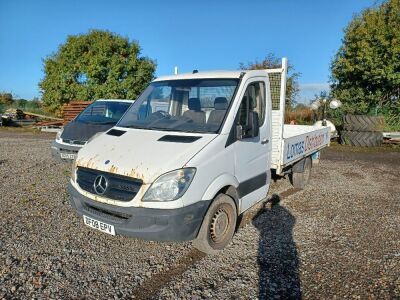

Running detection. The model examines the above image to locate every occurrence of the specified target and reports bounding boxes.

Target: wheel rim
[210,207,230,243]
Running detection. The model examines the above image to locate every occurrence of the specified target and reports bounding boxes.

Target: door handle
[261,138,269,144]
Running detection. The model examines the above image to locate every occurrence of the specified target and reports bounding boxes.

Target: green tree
[240,53,300,109]
[0,92,13,105]
[39,30,156,113]
[331,0,400,117]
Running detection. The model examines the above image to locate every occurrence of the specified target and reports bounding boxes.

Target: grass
[383,123,400,132]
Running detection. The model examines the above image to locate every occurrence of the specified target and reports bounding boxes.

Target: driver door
[234,78,271,213]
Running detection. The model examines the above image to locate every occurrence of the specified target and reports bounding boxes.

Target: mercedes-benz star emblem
[93,175,108,195]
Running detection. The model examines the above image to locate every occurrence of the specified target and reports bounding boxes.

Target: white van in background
[51,99,134,162]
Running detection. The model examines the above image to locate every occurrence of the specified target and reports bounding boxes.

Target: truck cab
[68,58,330,254]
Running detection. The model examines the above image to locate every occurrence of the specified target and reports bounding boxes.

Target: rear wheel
[193,194,237,255]
[291,157,312,189]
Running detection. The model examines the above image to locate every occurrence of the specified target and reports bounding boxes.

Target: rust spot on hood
[126,166,148,183]
[109,165,119,174]
[128,167,138,178]
[78,158,150,184]
[129,167,142,180]
[76,156,99,170]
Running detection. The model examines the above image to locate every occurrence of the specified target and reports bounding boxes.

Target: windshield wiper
[98,121,117,125]
[148,127,172,131]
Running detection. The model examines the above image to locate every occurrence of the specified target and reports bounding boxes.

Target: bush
[285,108,314,125]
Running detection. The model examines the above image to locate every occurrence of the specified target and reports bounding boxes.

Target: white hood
[76,127,216,184]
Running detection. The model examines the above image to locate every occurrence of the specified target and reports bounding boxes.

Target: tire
[291,157,312,189]
[340,131,383,147]
[343,115,384,132]
[193,194,237,255]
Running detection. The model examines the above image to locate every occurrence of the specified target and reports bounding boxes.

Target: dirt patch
[0,128,56,139]
[342,171,364,179]
[322,146,400,167]
[329,142,400,153]
[131,249,206,299]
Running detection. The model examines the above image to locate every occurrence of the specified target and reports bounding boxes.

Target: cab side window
[237,82,266,132]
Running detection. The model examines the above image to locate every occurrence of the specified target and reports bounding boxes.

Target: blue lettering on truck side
[286,132,327,161]
[286,141,304,160]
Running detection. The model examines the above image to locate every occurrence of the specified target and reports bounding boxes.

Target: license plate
[60,152,76,160]
[83,215,115,235]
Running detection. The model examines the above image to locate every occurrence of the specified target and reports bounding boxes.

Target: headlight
[142,168,196,202]
[56,127,64,141]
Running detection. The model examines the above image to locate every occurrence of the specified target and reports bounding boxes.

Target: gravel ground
[0,131,399,299]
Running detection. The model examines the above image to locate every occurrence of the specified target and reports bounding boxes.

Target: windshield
[76,101,132,124]
[118,79,239,133]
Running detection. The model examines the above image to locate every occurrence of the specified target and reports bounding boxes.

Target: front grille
[63,139,86,145]
[77,167,143,201]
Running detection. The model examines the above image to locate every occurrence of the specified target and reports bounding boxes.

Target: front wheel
[193,194,237,255]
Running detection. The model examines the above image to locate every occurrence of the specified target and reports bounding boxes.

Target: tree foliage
[240,53,300,109]
[331,0,400,118]
[0,92,13,105]
[39,30,156,113]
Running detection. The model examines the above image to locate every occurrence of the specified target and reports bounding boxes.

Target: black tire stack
[341,115,384,147]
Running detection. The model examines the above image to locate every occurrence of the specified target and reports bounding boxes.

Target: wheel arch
[202,173,240,213]
[218,185,239,213]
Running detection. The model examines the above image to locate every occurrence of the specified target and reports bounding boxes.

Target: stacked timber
[62,101,93,123]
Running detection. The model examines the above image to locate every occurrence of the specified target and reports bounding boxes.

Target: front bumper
[68,182,210,241]
[51,140,82,162]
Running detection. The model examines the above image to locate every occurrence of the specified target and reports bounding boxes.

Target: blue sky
[0,0,376,103]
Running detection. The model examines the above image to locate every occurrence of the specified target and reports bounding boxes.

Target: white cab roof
[153,69,275,82]
[154,71,244,82]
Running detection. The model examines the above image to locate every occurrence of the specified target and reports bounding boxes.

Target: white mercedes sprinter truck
[68,58,330,254]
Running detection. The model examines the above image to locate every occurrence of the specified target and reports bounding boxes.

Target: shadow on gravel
[252,194,302,299]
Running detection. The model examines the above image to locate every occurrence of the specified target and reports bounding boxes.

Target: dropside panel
[281,126,330,166]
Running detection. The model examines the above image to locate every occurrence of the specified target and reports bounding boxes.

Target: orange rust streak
[108,165,118,173]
